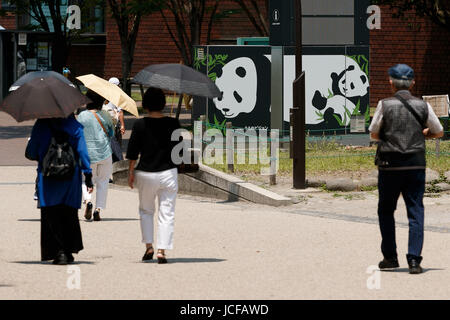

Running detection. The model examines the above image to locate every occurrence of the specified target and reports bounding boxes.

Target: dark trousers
[41,205,83,261]
[377,169,425,263]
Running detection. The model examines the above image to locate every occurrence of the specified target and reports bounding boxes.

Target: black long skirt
[41,205,84,261]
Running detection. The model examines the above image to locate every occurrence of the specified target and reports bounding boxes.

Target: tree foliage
[231,0,268,36]
[372,0,450,30]
[106,0,163,93]
[160,0,220,65]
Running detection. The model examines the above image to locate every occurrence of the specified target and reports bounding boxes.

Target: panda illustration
[311,57,369,127]
[211,55,271,129]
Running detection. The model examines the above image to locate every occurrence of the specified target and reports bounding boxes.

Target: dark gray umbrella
[132,64,222,99]
[0,77,91,122]
[9,71,75,91]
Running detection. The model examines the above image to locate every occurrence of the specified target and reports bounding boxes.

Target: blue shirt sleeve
[25,122,42,161]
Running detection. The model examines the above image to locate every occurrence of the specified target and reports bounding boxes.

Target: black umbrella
[132,64,222,99]
[0,77,91,122]
[9,71,75,91]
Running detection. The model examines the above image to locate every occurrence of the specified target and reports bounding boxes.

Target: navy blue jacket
[26,116,92,209]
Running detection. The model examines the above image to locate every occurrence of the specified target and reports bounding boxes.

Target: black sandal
[157,251,167,264]
[142,247,154,261]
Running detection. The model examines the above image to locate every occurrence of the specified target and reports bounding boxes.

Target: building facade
[1,1,449,111]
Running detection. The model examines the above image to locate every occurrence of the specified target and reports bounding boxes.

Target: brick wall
[3,2,448,107]
[370,5,450,108]
[103,0,266,80]
[67,45,106,79]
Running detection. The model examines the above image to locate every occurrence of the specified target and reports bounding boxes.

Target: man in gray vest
[369,64,443,274]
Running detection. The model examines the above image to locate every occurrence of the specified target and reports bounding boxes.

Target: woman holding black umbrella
[0,76,94,265]
[26,115,93,265]
[126,87,182,264]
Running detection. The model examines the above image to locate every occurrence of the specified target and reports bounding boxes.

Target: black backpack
[42,130,77,180]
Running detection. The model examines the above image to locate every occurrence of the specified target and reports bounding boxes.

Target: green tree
[372,0,450,31]
[160,0,220,66]
[106,0,164,94]
[231,0,269,36]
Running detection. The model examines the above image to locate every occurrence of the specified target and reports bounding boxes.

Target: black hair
[142,87,166,111]
[85,89,105,110]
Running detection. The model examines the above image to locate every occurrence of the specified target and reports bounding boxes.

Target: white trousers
[135,168,178,250]
[82,156,113,210]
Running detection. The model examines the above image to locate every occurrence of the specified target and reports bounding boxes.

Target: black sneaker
[53,251,69,265]
[93,209,101,221]
[378,257,399,269]
[66,253,75,263]
[408,258,423,274]
[84,202,93,220]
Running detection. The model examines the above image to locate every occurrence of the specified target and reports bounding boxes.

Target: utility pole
[290,0,306,189]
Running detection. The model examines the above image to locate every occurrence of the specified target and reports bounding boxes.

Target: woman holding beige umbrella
[77,90,114,221]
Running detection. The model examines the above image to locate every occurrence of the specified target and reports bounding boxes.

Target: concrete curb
[112,161,293,207]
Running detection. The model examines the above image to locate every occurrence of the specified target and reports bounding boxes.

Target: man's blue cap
[388,64,415,80]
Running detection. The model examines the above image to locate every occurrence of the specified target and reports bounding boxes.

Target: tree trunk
[51,35,69,73]
[121,44,133,95]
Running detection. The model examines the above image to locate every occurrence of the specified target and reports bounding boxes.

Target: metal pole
[226,122,234,173]
[292,0,306,189]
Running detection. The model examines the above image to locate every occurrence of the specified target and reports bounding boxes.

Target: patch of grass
[360,185,378,192]
[332,193,366,201]
[207,140,450,177]
[424,193,441,198]
[426,184,442,194]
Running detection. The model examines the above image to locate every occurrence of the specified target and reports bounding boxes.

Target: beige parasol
[76,74,139,117]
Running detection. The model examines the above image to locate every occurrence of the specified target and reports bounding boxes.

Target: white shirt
[102,102,122,125]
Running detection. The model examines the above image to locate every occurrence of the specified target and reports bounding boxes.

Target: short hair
[85,89,105,110]
[390,77,414,90]
[142,87,166,111]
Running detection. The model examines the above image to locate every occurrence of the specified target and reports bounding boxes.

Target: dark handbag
[177,163,199,174]
[110,136,124,162]
[177,149,199,174]
[92,111,123,162]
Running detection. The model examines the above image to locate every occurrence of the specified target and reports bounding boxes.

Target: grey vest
[379,90,428,155]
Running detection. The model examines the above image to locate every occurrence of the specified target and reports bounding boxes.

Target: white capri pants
[82,156,113,210]
[135,168,178,250]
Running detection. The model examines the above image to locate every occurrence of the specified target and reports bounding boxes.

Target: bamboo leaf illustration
[333,114,344,126]
[208,73,217,82]
[327,89,334,99]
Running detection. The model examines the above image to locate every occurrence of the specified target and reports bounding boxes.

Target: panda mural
[303,55,370,131]
[193,47,369,134]
[205,47,272,130]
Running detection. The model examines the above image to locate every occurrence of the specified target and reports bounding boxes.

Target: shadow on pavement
[18,218,140,222]
[0,126,33,139]
[0,284,14,288]
[381,268,445,274]
[140,258,226,264]
[11,261,96,265]
[82,218,139,222]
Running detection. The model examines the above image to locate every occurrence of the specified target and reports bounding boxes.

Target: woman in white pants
[126,87,181,264]
[81,156,113,218]
[77,90,115,221]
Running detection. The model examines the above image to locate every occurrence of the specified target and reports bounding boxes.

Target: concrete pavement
[0,166,450,300]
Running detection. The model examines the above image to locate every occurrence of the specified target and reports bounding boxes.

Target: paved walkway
[0,166,450,300]
[2,110,450,300]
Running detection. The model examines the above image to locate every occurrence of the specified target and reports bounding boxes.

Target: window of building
[28,1,105,34]
[1,1,16,10]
